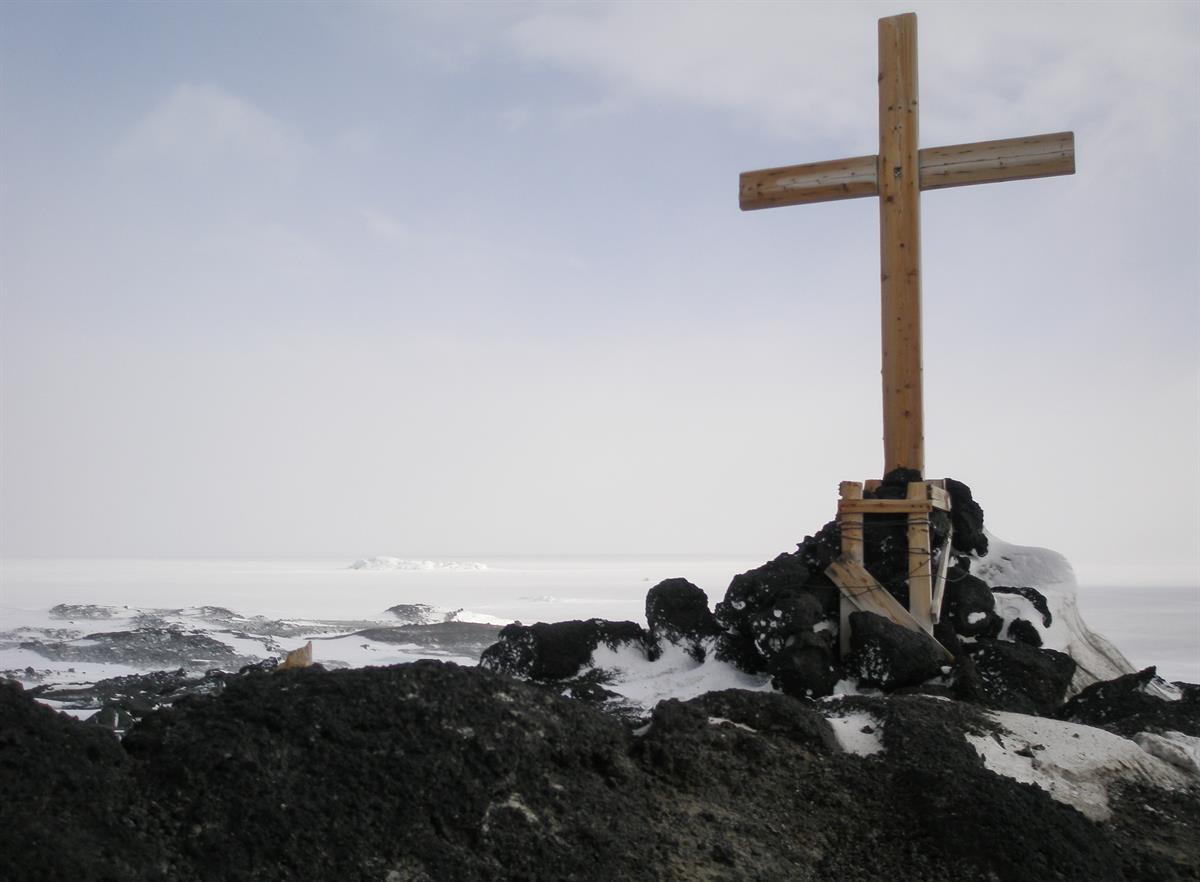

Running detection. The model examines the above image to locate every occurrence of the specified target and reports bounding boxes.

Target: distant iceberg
[348,557,488,572]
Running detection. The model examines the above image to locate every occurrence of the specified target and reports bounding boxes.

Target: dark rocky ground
[2,661,1197,882]
[3,475,1197,880]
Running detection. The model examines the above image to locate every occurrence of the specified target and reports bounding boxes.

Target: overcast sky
[1,1,1197,581]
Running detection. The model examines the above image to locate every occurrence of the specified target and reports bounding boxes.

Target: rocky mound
[3,661,1197,882]
[481,475,1111,717]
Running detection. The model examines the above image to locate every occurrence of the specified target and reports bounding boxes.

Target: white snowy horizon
[2,536,1196,683]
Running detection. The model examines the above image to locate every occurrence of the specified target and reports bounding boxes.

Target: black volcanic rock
[1007,618,1043,648]
[48,603,119,620]
[713,529,840,674]
[749,592,825,658]
[353,622,503,659]
[1057,666,1200,739]
[20,627,252,670]
[847,612,946,691]
[967,640,1076,716]
[943,571,1002,638]
[478,619,647,681]
[944,478,988,556]
[644,579,720,661]
[769,636,842,700]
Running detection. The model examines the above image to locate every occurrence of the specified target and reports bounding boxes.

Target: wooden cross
[739,12,1074,477]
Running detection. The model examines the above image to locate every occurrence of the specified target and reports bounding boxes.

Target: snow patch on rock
[966,710,1192,821]
[1134,730,1200,775]
[825,710,885,757]
[587,639,773,711]
[972,532,1134,691]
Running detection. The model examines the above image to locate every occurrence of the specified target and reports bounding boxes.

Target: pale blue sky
[2,2,1197,581]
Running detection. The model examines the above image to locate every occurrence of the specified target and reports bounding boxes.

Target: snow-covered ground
[965,711,1197,821]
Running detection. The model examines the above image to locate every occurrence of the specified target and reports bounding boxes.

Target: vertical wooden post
[838,481,864,655]
[838,481,865,565]
[878,13,924,476]
[906,480,933,634]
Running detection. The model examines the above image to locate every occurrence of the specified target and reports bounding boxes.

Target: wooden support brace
[832,478,952,653]
[827,557,951,659]
[839,498,932,515]
[931,525,953,625]
[906,481,933,635]
[837,481,865,654]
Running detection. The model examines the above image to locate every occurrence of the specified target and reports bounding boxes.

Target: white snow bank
[309,634,479,669]
[966,710,1193,821]
[1142,678,1184,702]
[972,531,1135,692]
[1134,730,1200,775]
[825,709,886,756]
[349,557,488,572]
[586,639,774,711]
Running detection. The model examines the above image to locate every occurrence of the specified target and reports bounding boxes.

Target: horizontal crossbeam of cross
[740,131,1075,211]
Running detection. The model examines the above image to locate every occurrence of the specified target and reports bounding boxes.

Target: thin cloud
[361,207,410,244]
[114,83,308,174]
[503,2,1198,156]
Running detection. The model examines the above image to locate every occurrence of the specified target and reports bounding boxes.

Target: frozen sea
[1,556,1196,685]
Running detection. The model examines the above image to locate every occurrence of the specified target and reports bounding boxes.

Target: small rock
[943,572,1001,638]
[944,478,987,556]
[479,619,648,681]
[645,579,720,661]
[1007,618,1043,648]
[769,639,841,700]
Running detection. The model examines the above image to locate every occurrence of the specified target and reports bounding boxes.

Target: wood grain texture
[929,484,951,511]
[931,528,953,625]
[828,557,951,658]
[838,482,866,566]
[739,133,1074,210]
[878,12,924,477]
[740,154,877,210]
[906,481,933,634]
[838,498,932,514]
[920,131,1075,191]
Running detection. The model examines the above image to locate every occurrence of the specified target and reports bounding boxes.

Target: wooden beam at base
[827,557,951,659]
[839,498,932,515]
[739,131,1075,211]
